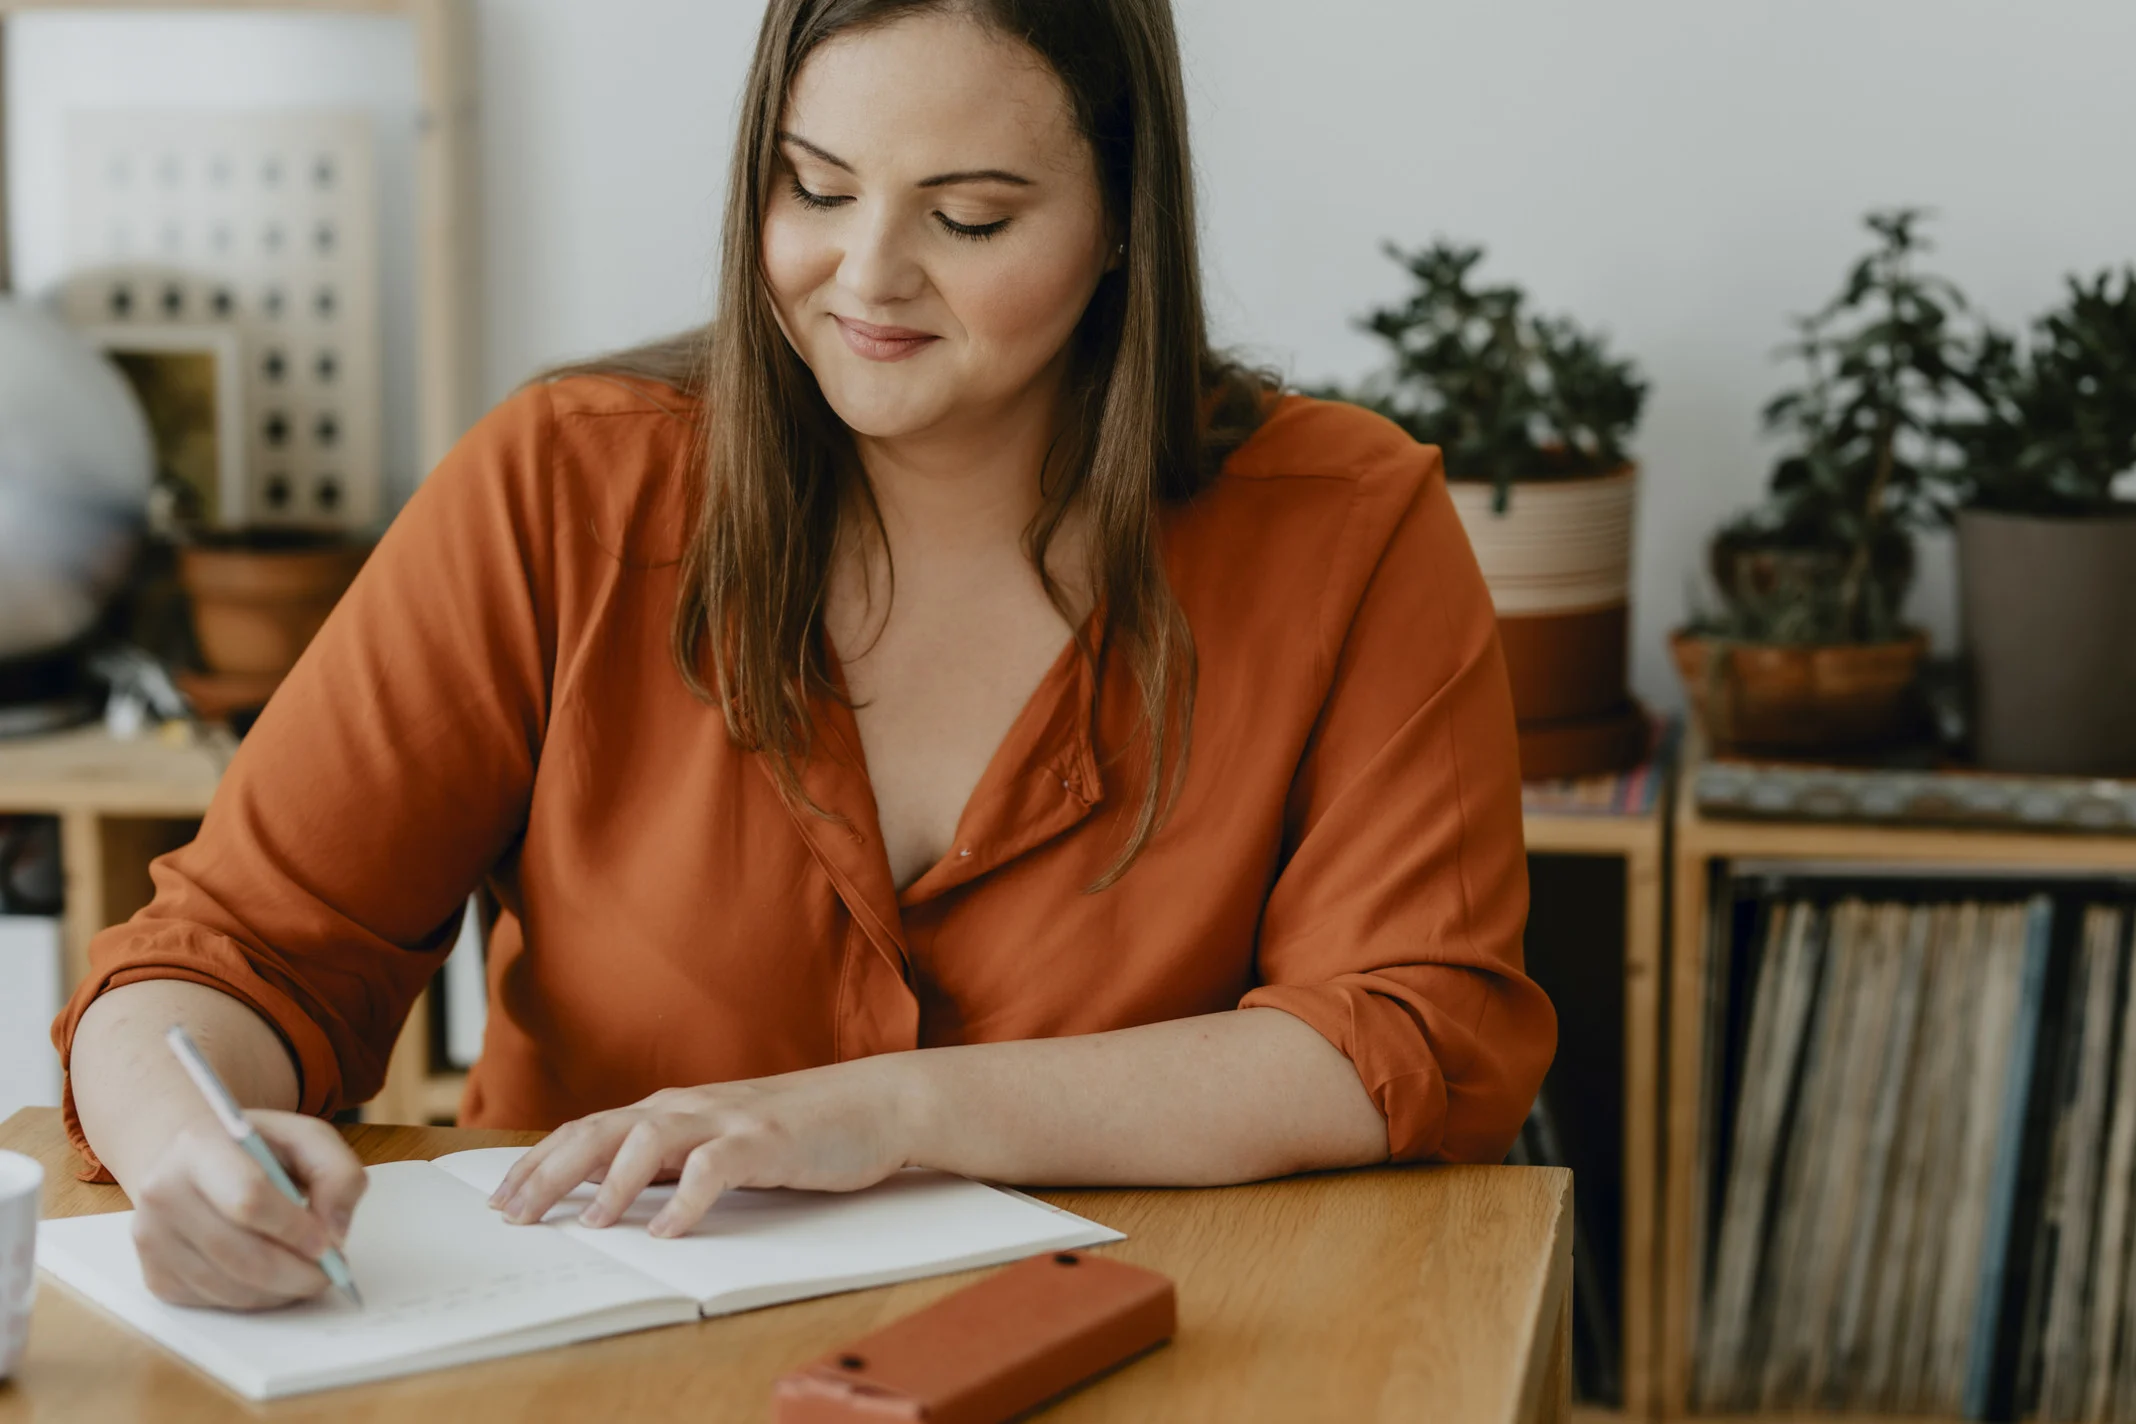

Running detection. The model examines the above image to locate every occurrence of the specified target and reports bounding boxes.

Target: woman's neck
[848,377,1065,558]
[836,367,1093,631]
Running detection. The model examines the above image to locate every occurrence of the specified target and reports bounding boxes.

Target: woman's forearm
[895,1007,1389,1186]
[493,1006,1392,1232]
[71,980,302,1191]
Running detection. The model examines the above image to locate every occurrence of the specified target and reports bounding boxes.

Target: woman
[59,0,1554,1310]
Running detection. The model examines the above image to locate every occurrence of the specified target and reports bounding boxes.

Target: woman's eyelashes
[786,176,849,212]
[934,212,1010,241]
[785,177,1009,242]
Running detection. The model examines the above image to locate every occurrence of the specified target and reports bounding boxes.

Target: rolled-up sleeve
[52,383,561,1177]
[1239,444,1555,1164]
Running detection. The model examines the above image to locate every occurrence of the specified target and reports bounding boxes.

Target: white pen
[164,1025,363,1307]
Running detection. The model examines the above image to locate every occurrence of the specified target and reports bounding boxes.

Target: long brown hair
[540,0,1273,886]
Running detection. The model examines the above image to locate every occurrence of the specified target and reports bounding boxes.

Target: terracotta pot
[1449,465,1641,775]
[1497,605,1628,724]
[1515,701,1651,782]
[1958,506,2136,776]
[1669,628,1927,753]
[179,534,369,677]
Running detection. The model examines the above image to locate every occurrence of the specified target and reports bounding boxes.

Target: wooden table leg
[1518,1172,1576,1424]
[1538,1276,1572,1423]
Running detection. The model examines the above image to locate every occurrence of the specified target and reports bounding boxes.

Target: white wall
[15,2,2136,707]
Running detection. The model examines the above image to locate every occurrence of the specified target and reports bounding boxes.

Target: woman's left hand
[487,1060,917,1238]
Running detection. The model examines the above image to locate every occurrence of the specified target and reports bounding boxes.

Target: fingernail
[329,1208,353,1243]
[578,1206,608,1229]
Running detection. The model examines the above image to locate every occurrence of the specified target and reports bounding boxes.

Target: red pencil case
[772,1249,1176,1423]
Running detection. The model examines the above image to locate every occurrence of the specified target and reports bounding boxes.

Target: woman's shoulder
[442,371,702,562]
[1169,393,1478,661]
[1218,392,1444,493]
[1177,392,1454,569]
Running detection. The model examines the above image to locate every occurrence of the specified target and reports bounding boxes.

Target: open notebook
[35,1146,1121,1400]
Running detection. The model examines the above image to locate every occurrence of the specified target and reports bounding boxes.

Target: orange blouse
[54,375,1555,1176]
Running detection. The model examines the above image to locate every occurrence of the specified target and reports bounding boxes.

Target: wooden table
[0,1109,1572,1423]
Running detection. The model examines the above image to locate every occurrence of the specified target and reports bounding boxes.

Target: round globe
[0,300,153,659]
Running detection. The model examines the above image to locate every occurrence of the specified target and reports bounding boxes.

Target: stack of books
[1694,873,2136,1420]
[1521,718,1677,816]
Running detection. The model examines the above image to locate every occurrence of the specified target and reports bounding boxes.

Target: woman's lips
[833,316,939,363]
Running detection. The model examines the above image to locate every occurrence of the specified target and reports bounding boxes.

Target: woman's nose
[837,208,925,309]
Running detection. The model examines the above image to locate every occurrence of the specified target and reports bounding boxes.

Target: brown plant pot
[1449,466,1641,776]
[1499,605,1629,725]
[178,532,369,677]
[1516,700,1650,782]
[174,668,289,723]
[1669,628,1928,754]
[1958,506,2136,777]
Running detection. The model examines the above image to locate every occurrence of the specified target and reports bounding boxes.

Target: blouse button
[958,847,972,858]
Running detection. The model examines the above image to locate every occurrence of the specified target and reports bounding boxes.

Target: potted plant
[1325,241,1651,779]
[150,482,369,723]
[1941,267,2136,775]
[1675,210,1969,753]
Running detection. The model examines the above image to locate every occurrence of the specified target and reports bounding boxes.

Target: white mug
[0,1149,42,1380]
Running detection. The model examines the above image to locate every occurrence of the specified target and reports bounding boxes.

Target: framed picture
[79,321,246,527]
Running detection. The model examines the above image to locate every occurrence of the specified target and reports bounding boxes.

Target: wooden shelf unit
[0,722,463,1124]
[1659,753,2136,1422]
[1524,789,1671,1423]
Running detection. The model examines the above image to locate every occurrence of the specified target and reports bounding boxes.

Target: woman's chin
[816,386,956,442]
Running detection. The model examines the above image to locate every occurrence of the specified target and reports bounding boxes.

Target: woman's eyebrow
[775,131,1032,189]
[777,131,853,172]
[915,168,1033,190]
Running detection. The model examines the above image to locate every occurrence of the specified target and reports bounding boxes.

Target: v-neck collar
[760,606,1108,977]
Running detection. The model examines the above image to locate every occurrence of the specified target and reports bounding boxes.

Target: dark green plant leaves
[1942,266,2136,517]
[1315,240,1648,508]
[1714,207,1971,645]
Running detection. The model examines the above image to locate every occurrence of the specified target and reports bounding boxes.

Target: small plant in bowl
[1678,209,1974,753]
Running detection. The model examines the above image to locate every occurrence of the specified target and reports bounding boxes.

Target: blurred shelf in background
[0,719,460,1127]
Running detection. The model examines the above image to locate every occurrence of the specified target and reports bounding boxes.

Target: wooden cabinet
[0,722,460,1124]
[1659,750,2136,1422]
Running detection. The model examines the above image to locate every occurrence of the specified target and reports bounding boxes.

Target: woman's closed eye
[785,177,1008,242]
[933,211,1010,241]
[786,176,851,212]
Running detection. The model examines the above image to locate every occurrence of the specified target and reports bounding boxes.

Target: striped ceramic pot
[1447,465,1645,778]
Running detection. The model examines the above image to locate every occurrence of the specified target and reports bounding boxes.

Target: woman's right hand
[128,1109,367,1311]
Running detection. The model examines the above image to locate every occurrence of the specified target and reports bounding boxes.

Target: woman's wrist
[71,981,302,1190]
[873,1048,950,1172]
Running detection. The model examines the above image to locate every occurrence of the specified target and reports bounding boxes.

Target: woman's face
[762,10,1116,443]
